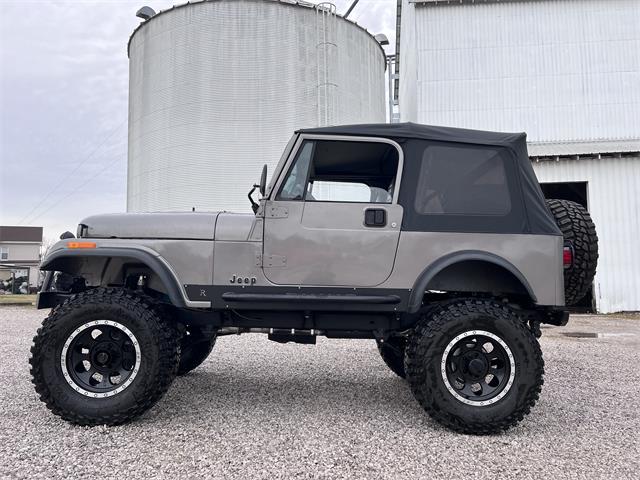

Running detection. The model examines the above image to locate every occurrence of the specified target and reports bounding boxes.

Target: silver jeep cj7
[31,123,598,434]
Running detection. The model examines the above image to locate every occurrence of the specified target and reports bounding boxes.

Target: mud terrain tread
[405,299,544,435]
[546,199,598,306]
[30,287,180,426]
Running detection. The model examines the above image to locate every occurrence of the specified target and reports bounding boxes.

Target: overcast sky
[0,0,396,241]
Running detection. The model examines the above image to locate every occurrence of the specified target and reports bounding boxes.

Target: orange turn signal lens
[67,241,97,249]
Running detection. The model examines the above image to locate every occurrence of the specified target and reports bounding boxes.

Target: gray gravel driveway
[1,306,638,479]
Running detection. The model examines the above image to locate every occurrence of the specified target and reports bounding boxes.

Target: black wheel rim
[61,320,141,398]
[441,330,515,406]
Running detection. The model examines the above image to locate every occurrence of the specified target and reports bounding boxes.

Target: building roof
[414,0,533,6]
[0,226,43,243]
[528,139,640,158]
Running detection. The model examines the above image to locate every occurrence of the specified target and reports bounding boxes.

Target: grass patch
[0,294,36,305]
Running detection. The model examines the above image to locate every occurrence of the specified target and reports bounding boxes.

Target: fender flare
[40,247,186,308]
[408,250,537,313]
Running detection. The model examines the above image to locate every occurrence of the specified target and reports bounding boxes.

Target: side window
[415,145,511,215]
[307,181,373,203]
[0,247,7,260]
[276,139,399,203]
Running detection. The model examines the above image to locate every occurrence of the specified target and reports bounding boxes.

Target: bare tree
[39,236,55,262]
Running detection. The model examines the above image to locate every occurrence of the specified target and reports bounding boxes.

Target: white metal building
[398,0,640,312]
[127,0,387,213]
[0,226,43,292]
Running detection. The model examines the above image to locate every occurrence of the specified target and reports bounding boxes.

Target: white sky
[0,0,397,242]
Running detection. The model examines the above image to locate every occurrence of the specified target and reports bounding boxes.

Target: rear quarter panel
[383,232,563,306]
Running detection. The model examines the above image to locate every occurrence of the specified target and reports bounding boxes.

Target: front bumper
[36,291,71,309]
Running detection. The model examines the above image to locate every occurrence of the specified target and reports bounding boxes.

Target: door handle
[364,208,387,227]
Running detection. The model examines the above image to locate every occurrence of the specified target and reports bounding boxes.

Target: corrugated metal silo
[127,0,386,213]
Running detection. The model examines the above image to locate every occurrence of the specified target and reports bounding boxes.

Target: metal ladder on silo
[315,3,337,127]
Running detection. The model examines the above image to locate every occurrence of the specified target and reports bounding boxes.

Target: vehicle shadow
[154,366,427,424]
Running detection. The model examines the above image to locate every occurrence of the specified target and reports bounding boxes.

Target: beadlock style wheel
[61,320,142,398]
[441,330,515,406]
[405,299,544,434]
[30,288,180,426]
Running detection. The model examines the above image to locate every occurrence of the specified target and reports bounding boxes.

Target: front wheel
[30,288,180,425]
[405,299,544,434]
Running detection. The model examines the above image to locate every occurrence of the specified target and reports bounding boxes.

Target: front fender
[39,247,187,308]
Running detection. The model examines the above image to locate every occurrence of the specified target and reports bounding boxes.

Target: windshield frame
[264,134,299,198]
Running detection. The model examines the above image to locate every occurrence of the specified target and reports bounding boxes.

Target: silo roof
[127,0,387,60]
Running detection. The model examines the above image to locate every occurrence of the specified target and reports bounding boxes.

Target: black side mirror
[248,164,269,214]
[259,164,267,196]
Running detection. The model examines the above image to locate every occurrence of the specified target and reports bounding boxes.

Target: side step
[221,292,401,305]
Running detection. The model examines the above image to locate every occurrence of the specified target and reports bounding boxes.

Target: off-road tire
[177,331,216,376]
[376,336,407,378]
[30,287,180,426]
[405,299,544,435]
[546,198,598,306]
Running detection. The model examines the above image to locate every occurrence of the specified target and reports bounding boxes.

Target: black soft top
[298,122,525,148]
[297,123,560,236]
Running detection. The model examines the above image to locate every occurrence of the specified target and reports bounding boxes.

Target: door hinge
[265,206,289,218]
[263,255,287,267]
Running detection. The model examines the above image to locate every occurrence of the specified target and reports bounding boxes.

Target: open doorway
[540,181,595,312]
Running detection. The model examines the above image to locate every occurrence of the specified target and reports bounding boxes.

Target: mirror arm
[248,184,260,214]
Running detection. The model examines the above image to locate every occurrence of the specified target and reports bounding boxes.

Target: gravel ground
[1,306,638,479]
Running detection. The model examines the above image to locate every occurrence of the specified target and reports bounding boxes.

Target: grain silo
[127,0,387,213]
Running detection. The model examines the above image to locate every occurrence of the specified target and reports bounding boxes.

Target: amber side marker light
[67,242,97,249]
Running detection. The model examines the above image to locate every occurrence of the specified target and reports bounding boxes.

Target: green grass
[0,294,36,305]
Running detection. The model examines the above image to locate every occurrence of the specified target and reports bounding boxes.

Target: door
[262,136,404,287]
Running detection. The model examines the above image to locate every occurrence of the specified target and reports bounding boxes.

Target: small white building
[397,0,640,312]
[0,226,43,293]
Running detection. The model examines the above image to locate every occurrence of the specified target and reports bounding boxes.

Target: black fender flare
[408,250,537,313]
[40,247,186,308]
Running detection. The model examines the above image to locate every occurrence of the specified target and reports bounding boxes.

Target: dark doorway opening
[540,181,595,312]
[540,181,588,208]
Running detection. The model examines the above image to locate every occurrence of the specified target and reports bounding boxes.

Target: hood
[79,212,220,240]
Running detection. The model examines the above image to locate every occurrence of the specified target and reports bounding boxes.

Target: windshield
[265,134,298,197]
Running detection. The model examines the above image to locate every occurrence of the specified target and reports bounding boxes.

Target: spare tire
[546,199,598,306]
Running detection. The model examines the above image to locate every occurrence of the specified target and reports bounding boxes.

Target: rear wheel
[546,198,598,306]
[30,288,180,425]
[405,299,544,434]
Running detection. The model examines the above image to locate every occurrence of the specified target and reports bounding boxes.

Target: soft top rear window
[415,144,511,216]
